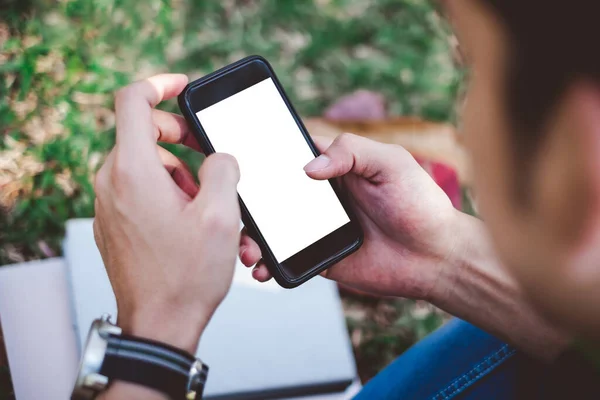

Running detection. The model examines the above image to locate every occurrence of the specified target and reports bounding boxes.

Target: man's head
[448,0,600,335]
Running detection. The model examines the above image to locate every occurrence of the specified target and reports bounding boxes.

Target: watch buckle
[82,373,108,391]
[186,360,206,400]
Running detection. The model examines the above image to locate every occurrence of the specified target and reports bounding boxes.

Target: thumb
[303,133,396,181]
[192,153,240,215]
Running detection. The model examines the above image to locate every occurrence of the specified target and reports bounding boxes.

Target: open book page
[0,258,78,400]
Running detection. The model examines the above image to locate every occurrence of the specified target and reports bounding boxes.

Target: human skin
[447,0,600,337]
[96,1,600,398]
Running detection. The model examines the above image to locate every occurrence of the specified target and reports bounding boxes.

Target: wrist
[425,210,482,305]
[117,304,211,354]
[423,212,572,360]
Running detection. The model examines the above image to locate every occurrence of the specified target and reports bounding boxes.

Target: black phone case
[178,55,362,288]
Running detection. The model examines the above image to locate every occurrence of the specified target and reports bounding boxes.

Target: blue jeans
[353,319,598,400]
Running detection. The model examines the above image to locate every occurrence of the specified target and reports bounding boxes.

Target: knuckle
[204,153,240,182]
[388,143,410,158]
[107,160,139,212]
[202,207,239,235]
[212,153,239,171]
[92,218,99,235]
[111,155,135,186]
[114,85,137,105]
[114,87,128,105]
[334,132,357,150]
[93,198,101,214]
[92,219,103,245]
[94,166,109,196]
[388,142,406,151]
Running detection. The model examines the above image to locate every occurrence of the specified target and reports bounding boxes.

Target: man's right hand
[240,133,461,300]
[243,133,571,359]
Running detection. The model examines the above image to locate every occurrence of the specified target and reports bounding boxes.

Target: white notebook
[0,258,79,400]
[64,219,359,399]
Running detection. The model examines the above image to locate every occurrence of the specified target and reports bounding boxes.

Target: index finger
[114,74,189,161]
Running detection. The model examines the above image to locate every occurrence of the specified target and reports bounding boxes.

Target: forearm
[429,212,571,361]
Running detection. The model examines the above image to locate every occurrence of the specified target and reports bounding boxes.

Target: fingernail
[239,247,246,260]
[304,155,331,172]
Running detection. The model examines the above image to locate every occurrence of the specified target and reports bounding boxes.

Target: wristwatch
[71,314,208,400]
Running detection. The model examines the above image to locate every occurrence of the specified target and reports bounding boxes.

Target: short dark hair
[481,1,600,200]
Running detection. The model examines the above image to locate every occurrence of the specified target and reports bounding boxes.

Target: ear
[530,82,600,335]
[532,82,600,246]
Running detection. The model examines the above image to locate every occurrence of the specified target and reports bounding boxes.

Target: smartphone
[178,55,363,288]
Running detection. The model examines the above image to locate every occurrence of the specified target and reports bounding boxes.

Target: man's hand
[240,133,460,300]
[94,74,241,354]
[239,133,570,360]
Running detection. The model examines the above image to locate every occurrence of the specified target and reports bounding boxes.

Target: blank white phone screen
[196,78,350,262]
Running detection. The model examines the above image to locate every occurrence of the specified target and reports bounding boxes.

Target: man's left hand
[94,74,241,354]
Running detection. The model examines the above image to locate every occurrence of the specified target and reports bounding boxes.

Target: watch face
[71,317,121,400]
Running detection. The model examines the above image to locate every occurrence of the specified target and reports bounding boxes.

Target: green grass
[0,0,461,389]
[0,0,461,263]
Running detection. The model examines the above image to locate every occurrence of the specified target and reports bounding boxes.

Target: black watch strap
[99,333,208,400]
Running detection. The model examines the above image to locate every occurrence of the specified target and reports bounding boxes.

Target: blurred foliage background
[0,0,461,393]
